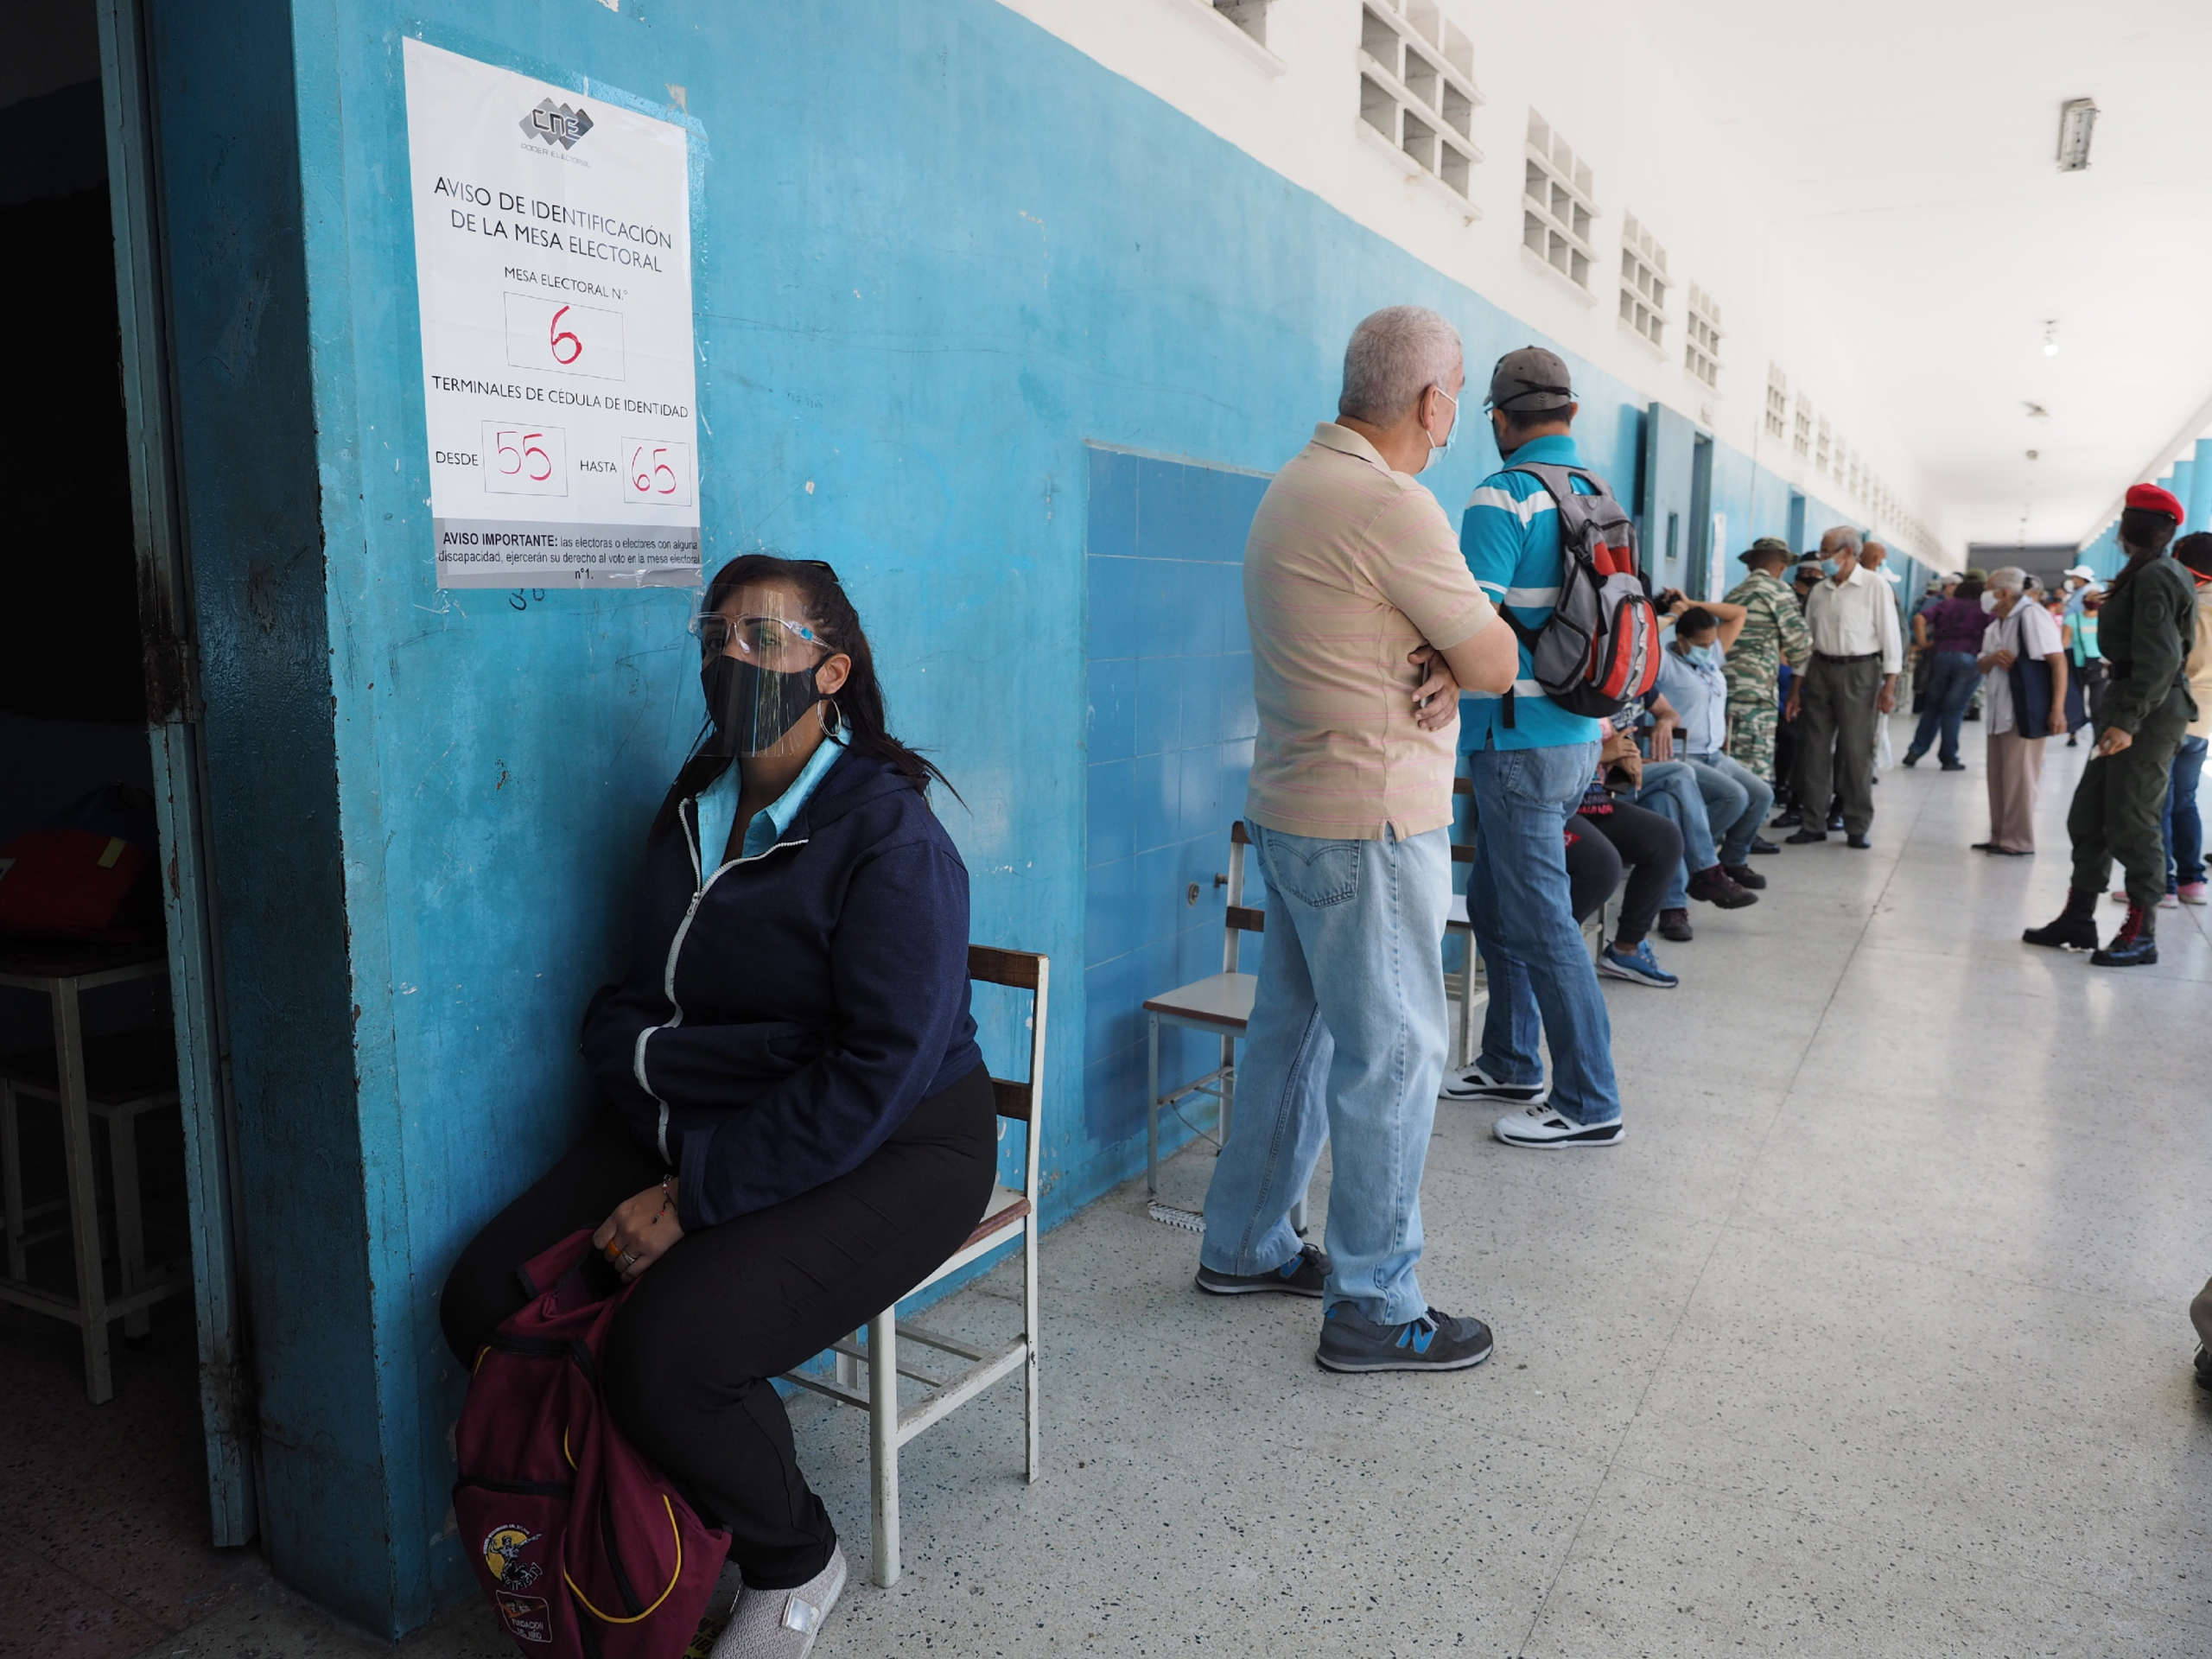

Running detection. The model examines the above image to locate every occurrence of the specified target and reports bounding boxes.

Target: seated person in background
[1571,724,1686,987]
[1631,692,1757,941]
[442,555,992,1659]
[1656,595,1777,888]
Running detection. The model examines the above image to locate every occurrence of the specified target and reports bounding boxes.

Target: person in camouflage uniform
[1723,537,1813,786]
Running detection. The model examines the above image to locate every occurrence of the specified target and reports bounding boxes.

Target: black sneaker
[2196,1344,2212,1390]
[1315,1305,1494,1374]
[1440,1061,1546,1104]
[1196,1243,1331,1299]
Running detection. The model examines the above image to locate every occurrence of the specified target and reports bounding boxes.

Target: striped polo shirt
[1243,423,1499,841]
[1457,431,1606,752]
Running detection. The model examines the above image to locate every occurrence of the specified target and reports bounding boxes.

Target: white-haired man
[1200,305,1517,1375]
[1785,525,1901,849]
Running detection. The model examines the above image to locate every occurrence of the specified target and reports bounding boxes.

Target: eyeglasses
[690,613,823,660]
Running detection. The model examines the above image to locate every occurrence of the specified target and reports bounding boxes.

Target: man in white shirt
[1971,566,2069,855]
[1784,526,1902,849]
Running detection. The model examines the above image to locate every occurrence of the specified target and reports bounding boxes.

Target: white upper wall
[995,0,1941,556]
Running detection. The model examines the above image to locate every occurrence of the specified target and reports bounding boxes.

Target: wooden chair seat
[1141,971,1255,1030]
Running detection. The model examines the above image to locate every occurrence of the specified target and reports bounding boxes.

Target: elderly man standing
[1785,527,1901,849]
[1199,305,1516,1375]
[1722,537,1812,797]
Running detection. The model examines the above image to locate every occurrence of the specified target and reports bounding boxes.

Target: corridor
[791,719,2212,1656]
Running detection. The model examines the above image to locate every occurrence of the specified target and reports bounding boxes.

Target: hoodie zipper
[633,797,810,1162]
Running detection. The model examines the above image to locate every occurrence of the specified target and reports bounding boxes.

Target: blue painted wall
[1082,447,1266,1169]
[150,0,1937,1631]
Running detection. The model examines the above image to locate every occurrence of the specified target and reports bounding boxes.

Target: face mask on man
[1980,590,1999,614]
[1426,385,1459,458]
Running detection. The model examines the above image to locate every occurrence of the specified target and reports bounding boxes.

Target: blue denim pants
[1685,751,1774,866]
[1633,760,1719,910]
[1198,822,1451,1325]
[1466,739,1620,1127]
[1906,650,1980,766]
[2163,733,2209,891]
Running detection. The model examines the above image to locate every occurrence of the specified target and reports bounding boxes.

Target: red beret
[2126,482,2186,524]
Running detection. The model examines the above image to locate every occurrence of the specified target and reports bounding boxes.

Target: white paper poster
[403,39,701,588]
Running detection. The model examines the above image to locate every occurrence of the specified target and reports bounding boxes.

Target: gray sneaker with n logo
[1315,1305,1494,1374]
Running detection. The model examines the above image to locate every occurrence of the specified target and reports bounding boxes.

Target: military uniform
[1722,564,1813,785]
[2067,553,2199,907]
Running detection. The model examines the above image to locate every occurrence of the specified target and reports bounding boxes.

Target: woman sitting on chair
[441,554,991,1659]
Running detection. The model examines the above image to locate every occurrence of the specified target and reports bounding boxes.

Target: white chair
[782,944,1046,1588]
[1143,823,1262,1200]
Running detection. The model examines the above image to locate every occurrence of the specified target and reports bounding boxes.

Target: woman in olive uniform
[2024,483,2199,966]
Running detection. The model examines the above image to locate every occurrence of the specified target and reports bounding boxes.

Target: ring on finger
[618,1250,639,1271]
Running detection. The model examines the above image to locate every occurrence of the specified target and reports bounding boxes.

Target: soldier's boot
[2022,887,2101,952]
[2090,904,2158,968]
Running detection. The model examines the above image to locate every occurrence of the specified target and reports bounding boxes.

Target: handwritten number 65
[629,445,677,495]
[549,305,582,365]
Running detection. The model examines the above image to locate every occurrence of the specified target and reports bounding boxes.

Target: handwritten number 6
[549,305,582,365]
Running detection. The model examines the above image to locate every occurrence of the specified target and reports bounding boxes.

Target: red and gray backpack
[1500,461,1661,724]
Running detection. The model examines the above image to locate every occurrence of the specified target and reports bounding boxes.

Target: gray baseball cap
[1486,346,1575,413]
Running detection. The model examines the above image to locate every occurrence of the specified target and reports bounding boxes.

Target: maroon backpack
[1502,461,1661,723]
[454,1230,728,1659]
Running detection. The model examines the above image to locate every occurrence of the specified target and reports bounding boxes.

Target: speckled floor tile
[0,1536,167,1659]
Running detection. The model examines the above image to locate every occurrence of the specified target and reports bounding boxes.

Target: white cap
[2063,564,2095,580]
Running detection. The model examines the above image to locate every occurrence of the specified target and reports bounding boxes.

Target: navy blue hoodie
[580,747,983,1230]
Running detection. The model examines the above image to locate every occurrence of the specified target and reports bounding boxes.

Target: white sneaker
[1441,1062,1547,1105]
[1493,1103,1624,1149]
[2158,891,2181,909]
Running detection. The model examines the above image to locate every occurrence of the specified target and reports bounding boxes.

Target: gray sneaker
[1196,1242,1331,1298]
[1315,1304,1494,1374]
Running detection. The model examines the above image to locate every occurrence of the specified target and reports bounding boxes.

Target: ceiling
[1638,0,2212,552]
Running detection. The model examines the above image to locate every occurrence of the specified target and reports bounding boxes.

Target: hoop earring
[822,697,846,739]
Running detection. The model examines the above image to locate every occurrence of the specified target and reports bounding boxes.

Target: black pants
[1573,803,1680,945]
[439,1066,997,1588]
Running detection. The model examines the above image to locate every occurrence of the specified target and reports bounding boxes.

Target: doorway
[1687,433,1715,600]
[0,1,253,1651]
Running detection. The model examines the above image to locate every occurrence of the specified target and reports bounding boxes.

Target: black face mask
[701,653,822,753]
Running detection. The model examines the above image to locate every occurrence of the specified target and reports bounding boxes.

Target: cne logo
[520,98,594,150]
[482,1523,543,1590]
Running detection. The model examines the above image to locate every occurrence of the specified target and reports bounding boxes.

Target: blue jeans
[1199,823,1450,1325]
[1906,651,1979,766]
[1634,760,1719,910]
[2163,733,2209,891]
[1684,751,1774,866]
[1466,740,1620,1127]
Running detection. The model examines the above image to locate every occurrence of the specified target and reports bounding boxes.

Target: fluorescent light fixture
[2057,97,2097,172]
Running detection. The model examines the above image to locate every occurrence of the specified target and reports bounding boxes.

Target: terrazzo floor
[23,716,2212,1658]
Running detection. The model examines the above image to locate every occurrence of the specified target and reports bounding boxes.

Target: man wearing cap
[1785,526,1901,849]
[1439,346,1624,1148]
[2026,483,2200,966]
[1722,537,1813,795]
[2061,563,2102,618]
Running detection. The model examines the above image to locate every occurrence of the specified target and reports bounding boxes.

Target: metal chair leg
[1022,1218,1040,1483]
[868,1310,900,1587]
[1145,1014,1161,1197]
[109,1112,149,1341]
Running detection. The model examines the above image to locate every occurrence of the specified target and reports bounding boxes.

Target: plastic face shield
[690,588,829,759]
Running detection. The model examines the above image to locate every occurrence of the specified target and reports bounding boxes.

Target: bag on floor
[454,1230,728,1659]
[1501,461,1661,725]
